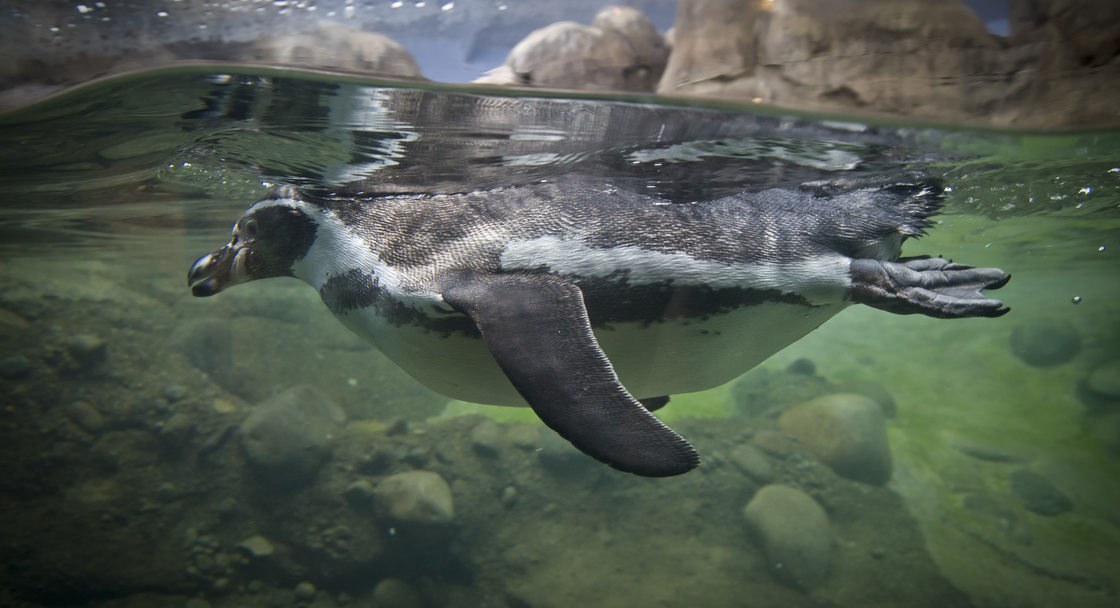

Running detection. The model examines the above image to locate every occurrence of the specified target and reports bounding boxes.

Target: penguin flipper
[441,271,699,477]
[849,256,1010,319]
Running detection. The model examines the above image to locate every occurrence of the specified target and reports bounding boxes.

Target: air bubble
[1071,296,1082,304]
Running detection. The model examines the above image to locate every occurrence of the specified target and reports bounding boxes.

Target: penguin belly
[333,297,849,406]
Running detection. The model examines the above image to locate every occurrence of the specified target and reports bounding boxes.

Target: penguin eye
[243,218,259,239]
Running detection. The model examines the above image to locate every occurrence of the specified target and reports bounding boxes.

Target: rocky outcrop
[475,6,669,92]
[658,0,1120,127]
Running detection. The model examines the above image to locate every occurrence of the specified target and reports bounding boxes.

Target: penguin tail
[881,178,945,238]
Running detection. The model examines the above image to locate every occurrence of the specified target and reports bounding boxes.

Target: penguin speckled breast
[188,177,1009,477]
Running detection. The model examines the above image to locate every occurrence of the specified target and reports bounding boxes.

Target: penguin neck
[292,205,404,295]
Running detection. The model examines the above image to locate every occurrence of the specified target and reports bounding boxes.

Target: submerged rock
[1009,320,1081,367]
[344,479,376,508]
[470,419,503,457]
[1009,470,1072,516]
[374,471,454,524]
[1086,360,1120,399]
[239,385,346,487]
[728,444,774,483]
[236,535,275,560]
[172,318,234,389]
[743,484,833,590]
[373,578,424,608]
[778,394,892,485]
[65,334,108,372]
[293,581,316,601]
[65,401,104,434]
[0,354,33,378]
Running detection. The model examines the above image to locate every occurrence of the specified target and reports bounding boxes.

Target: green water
[1,67,1118,608]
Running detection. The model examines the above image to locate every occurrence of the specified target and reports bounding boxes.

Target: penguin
[188,177,1009,477]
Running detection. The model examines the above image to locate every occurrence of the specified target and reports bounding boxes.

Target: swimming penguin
[188,177,1009,477]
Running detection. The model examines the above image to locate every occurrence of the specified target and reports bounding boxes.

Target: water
[1,66,1118,607]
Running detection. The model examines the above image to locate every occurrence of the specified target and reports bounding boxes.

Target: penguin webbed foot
[850,256,1010,318]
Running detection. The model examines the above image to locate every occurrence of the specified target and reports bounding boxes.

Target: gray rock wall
[658,0,1120,127]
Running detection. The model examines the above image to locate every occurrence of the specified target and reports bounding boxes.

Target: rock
[500,485,519,508]
[374,471,454,524]
[0,354,32,378]
[1009,470,1072,516]
[172,318,234,389]
[217,497,240,519]
[728,444,774,483]
[248,22,422,79]
[778,394,892,485]
[476,6,668,92]
[657,0,1120,128]
[470,419,503,457]
[185,599,211,608]
[293,581,316,601]
[731,367,835,419]
[1009,320,1081,367]
[743,484,833,590]
[239,385,346,487]
[751,429,793,458]
[785,358,816,375]
[507,424,540,450]
[161,384,188,403]
[160,412,196,452]
[237,535,275,560]
[65,401,104,434]
[661,0,995,118]
[373,578,423,608]
[1086,360,1120,399]
[344,479,376,508]
[64,334,108,373]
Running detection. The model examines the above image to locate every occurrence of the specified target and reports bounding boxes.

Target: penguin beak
[188,243,249,297]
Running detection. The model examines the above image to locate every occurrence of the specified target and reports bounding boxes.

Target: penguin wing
[441,271,699,477]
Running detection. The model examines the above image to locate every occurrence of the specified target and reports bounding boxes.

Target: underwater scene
[1,64,1119,608]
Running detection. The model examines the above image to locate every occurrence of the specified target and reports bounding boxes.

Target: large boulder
[239,385,346,487]
[246,22,423,79]
[743,484,833,590]
[778,393,892,485]
[476,6,669,92]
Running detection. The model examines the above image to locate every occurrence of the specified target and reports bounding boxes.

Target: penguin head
[188,191,318,297]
